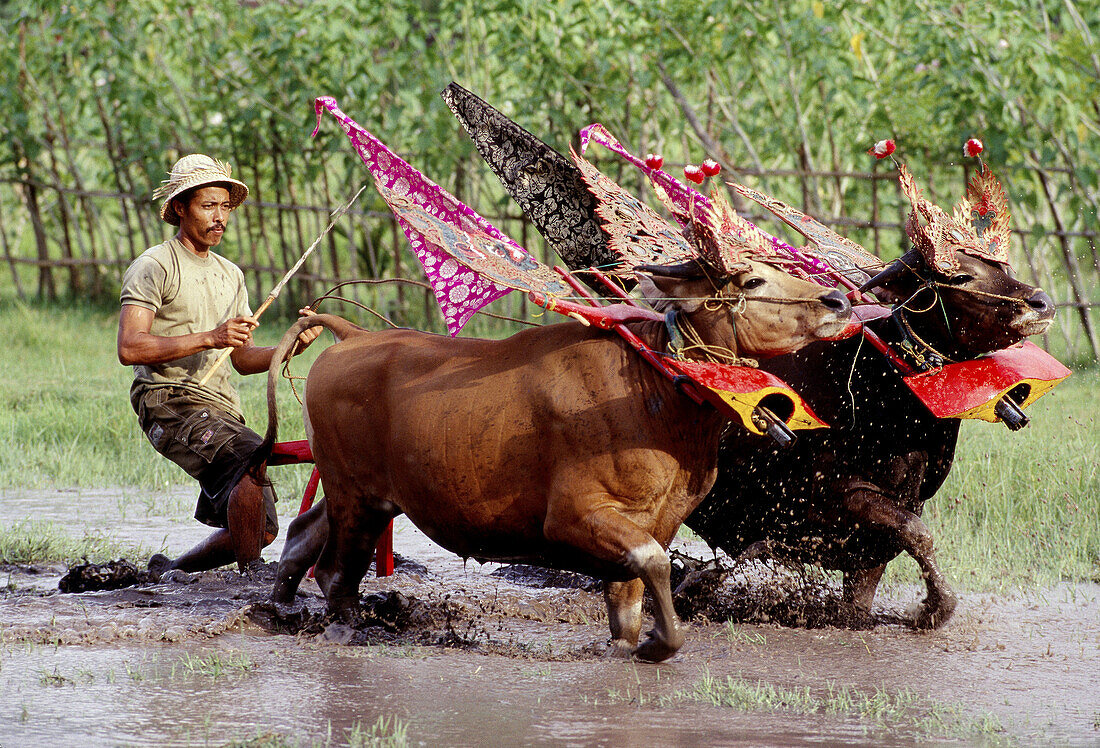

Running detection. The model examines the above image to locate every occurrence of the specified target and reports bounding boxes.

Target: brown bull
[263,262,851,661]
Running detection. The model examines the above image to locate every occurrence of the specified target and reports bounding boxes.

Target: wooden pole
[1037,168,1099,359]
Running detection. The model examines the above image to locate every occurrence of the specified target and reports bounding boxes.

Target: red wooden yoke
[840,291,1071,423]
[268,440,394,576]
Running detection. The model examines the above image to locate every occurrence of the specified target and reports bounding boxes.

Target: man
[118,154,320,575]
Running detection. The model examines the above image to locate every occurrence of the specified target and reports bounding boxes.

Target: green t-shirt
[120,238,252,419]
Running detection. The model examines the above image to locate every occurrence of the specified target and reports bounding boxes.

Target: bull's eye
[949,273,974,285]
[742,277,766,290]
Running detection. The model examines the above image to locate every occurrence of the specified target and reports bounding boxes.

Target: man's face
[176,185,232,251]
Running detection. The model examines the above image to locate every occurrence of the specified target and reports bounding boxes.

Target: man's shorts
[132,386,278,537]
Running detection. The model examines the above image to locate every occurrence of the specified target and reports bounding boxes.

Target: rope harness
[885,261,1033,372]
[663,283,836,367]
[278,271,844,406]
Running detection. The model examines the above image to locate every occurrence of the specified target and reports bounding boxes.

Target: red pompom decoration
[868,139,896,159]
[964,138,983,157]
[700,158,721,177]
[684,164,705,183]
[644,153,664,169]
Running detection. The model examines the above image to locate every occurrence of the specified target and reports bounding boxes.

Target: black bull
[683,251,1055,628]
[684,321,961,629]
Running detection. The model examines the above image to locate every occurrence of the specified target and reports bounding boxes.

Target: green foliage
[1,0,1096,358]
[2,1,1097,215]
[0,5,1097,583]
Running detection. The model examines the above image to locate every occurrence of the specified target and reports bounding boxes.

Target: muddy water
[1,488,1098,746]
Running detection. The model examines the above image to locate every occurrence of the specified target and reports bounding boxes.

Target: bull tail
[251,313,369,476]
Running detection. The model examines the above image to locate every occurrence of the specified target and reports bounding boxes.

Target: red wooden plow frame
[268,440,394,576]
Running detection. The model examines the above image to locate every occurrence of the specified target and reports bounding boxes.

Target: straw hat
[152,154,248,225]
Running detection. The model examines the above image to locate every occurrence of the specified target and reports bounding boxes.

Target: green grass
[217,717,409,748]
[346,716,410,748]
[1,301,1097,588]
[603,671,1007,743]
[174,650,256,680]
[884,367,1100,591]
[675,672,1007,743]
[0,520,148,565]
[89,651,255,685]
[716,622,767,646]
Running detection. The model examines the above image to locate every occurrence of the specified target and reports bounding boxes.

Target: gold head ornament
[898,163,1012,275]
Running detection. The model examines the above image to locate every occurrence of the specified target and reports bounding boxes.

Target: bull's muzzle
[1025,290,1055,319]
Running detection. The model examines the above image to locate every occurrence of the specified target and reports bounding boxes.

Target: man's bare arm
[117,304,255,366]
[229,308,324,375]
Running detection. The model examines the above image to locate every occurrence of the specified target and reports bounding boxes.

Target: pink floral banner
[314,96,515,336]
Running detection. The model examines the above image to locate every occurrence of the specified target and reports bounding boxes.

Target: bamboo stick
[0,189,27,301]
[92,90,138,262]
[53,96,105,295]
[319,152,341,281]
[197,185,365,387]
[42,128,82,296]
[249,138,278,277]
[1036,168,1099,359]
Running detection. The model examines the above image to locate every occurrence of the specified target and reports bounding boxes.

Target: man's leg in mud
[225,473,267,571]
[149,474,275,575]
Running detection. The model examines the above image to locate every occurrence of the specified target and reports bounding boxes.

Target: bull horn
[635,257,720,280]
[857,248,923,293]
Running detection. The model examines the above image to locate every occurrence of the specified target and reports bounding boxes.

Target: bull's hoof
[837,602,875,630]
[912,592,957,630]
[632,627,684,663]
[603,638,635,659]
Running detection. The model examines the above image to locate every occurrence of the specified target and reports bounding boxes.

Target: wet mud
[1,488,1098,745]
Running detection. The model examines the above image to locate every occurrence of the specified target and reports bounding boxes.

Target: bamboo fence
[1,156,1097,362]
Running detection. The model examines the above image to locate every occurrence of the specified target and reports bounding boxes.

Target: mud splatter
[667,551,909,629]
[1,494,1097,745]
[58,559,159,593]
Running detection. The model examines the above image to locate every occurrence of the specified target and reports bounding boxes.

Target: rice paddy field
[0,300,1098,746]
[1,300,1096,589]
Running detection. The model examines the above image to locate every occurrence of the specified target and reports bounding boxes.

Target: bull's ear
[637,271,713,313]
